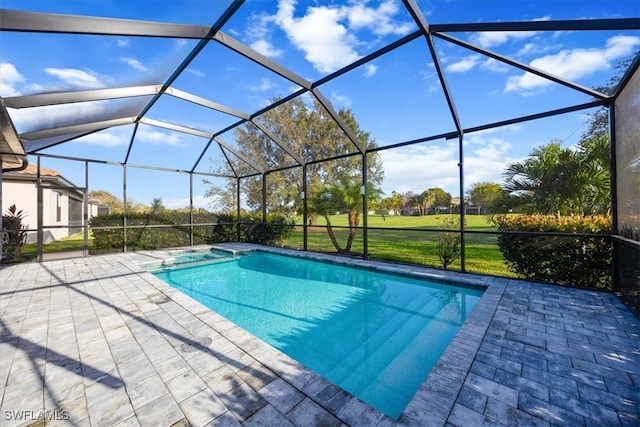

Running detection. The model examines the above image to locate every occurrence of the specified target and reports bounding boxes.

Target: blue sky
[1,0,639,209]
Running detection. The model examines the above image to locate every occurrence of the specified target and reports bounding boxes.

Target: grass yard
[284,213,515,277]
[20,231,92,260]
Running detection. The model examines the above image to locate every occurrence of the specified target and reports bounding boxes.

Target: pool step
[356,296,462,405]
[330,295,457,406]
[325,288,452,386]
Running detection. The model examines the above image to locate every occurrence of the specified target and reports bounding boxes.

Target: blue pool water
[168,249,232,265]
[153,252,483,419]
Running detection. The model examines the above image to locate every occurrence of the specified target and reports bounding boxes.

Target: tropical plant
[502,137,611,216]
[2,205,29,261]
[308,172,382,254]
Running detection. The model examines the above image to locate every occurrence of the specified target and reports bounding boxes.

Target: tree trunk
[323,216,345,253]
[344,210,359,254]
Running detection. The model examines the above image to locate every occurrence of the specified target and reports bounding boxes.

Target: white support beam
[20,117,135,141]
[0,9,209,38]
[4,86,161,108]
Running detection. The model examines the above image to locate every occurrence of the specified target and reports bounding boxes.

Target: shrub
[492,214,612,289]
[437,215,461,269]
[89,211,294,250]
[2,205,29,262]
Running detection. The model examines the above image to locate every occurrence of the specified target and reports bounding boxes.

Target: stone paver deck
[1,244,638,426]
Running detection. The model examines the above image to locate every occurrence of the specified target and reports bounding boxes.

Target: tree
[380,191,403,215]
[150,197,165,212]
[309,172,382,254]
[467,182,502,214]
[89,190,124,213]
[583,53,638,140]
[430,188,452,209]
[408,190,434,216]
[502,138,611,216]
[205,96,384,229]
[419,190,436,215]
[88,190,140,214]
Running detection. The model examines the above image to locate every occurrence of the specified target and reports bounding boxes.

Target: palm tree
[503,137,611,216]
[309,172,382,254]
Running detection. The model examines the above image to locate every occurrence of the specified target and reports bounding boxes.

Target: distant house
[2,164,108,244]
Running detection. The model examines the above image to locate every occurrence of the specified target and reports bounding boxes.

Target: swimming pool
[153,251,483,419]
[163,248,233,266]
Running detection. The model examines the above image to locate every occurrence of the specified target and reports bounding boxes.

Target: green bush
[492,214,612,289]
[89,211,294,250]
[437,215,461,269]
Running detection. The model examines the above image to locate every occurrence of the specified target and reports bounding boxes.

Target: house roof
[7,163,62,178]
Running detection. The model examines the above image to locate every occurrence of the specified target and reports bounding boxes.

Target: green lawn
[284,213,515,277]
[20,231,92,260]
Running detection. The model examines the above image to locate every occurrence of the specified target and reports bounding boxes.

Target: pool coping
[131,243,506,426]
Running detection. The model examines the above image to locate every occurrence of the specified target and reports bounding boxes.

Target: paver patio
[1,245,638,426]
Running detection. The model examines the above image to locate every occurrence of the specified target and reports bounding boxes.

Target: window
[56,192,62,222]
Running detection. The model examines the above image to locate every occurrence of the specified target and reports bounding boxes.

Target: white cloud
[187,68,205,78]
[345,0,414,36]
[363,63,377,77]
[379,143,460,195]
[25,83,44,93]
[250,39,284,58]
[45,67,106,89]
[137,127,183,146]
[117,39,130,47]
[273,0,413,73]
[505,34,640,94]
[163,195,210,210]
[244,12,283,59]
[380,132,521,195]
[516,42,561,57]
[120,57,148,72]
[471,30,538,49]
[74,128,129,147]
[446,55,481,73]
[481,58,509,73]
[249,78,277,92]
[275,1,359,73]
[330,92,351,107]
[470,16,550,48]
[0,62,25,96]
[468,124,522,137]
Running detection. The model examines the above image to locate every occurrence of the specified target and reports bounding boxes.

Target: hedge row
[89,212,295,251]
[492,214,612,289]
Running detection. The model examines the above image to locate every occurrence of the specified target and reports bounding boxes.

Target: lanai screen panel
[615,64,640,236]
[36,124,138,165]
[219,1,418,81]
[317,37,457,147]
[1,1,639,206]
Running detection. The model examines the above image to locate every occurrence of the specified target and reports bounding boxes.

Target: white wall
[2,181,71,243]
[2,180,38,243]
[3,178,105,246]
